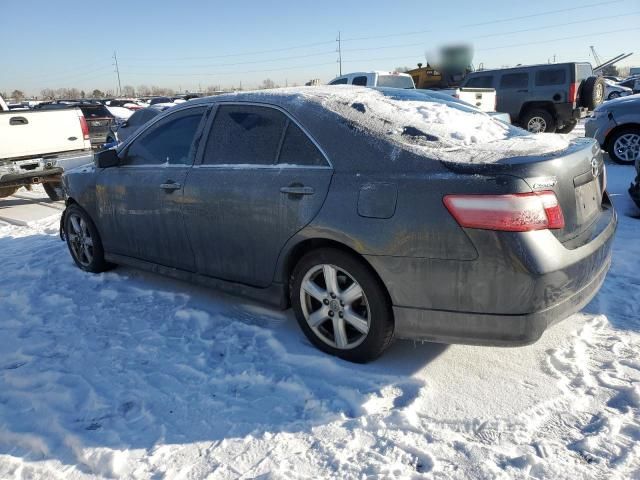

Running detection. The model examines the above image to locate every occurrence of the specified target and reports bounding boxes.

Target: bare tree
[40,88,56,100]
[260,79,276,89]
[91,89,104,98]
[11,90,25,101]
[137,84,151,96]
[121,85,135,97]
[394,66,410,73]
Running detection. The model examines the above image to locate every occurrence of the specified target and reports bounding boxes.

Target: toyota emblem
[591,158,599,178]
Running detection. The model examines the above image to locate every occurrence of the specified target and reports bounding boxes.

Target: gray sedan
[585,94,640,165]
[61,87,616,362]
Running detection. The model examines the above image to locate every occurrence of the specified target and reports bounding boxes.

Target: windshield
[376,75,415,89]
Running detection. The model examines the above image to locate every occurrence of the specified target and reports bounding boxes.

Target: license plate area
[575,180,600,223]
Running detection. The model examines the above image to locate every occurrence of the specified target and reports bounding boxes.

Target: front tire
[521,109,556,133]
[290,248,394,363]
[607,127,640,165]
[63,204,112,273]
[556,119,577,134]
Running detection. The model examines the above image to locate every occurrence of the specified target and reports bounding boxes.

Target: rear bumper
[366,201,617,345]
[393,253,611,345]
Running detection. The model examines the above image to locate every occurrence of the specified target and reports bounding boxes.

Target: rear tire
[290,248,394,363]
[43,181,63,201]
[581,76,606,110]
[556,119,577,134]
[0,187,19,199]
[521,109,556,133]
[63,204,112,273]
[607,127,640,165]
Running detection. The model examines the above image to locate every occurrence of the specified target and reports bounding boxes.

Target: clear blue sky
[2,0,639,96]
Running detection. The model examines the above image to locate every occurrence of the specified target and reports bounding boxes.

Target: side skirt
[104,253,289,309]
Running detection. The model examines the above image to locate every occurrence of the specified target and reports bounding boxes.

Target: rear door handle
[10,116,28,126]
[160,182,181,191]
[280,186,315,195]
[517,89,529,93]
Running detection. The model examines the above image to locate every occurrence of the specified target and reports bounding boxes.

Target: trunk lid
[441,138,606,246]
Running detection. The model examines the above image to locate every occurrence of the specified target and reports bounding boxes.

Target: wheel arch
[604,123,640,151]
[277,236,392,310]
[519,101,556,121]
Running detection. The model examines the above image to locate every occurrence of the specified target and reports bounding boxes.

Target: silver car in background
[585,95,640,165]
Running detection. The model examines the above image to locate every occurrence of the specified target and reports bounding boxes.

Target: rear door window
[125,107,206,165]
[203,104,287,165]
[277,122,327,167]
[352,76,368,86]
[535,69,567,86]
[499,73,528,89]
[329,77,348,85]
[465,75,494,88]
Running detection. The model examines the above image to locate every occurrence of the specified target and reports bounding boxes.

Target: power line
[120,39,336,62]
[476,27,640,52]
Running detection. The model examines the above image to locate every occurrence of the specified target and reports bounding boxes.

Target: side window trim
[193,101,332,169]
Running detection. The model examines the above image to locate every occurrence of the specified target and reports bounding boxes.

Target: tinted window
[329,78,348,85]
[203,105,286,165]
[125,107,205,166]
[278,122,327,167]
[352,76,368,86]
[499,73,528,89]
[465,75,493,88]
[535,69,566,86]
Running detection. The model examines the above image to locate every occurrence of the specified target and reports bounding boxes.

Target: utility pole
[113,51,122,96]
[336,31,342,76]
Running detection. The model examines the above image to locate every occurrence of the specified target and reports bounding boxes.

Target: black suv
[462,62,605,133]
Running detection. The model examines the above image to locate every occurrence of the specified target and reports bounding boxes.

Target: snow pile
[106,106,134,120]
[259,86,571,163]
[0,158,638,478]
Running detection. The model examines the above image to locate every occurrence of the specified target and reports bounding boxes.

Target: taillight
[79,114,90,140]
[568,82,579,104]
[443,191,565,232]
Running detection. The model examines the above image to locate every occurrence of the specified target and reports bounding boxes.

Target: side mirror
[95,148,120,168]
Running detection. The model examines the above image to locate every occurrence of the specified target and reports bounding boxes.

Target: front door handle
[160,182,181,191]
[280,186,314,196]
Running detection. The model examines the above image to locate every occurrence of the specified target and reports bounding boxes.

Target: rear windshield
[376,75,415,89]
[303,87,570,164]
[80,105,113,118]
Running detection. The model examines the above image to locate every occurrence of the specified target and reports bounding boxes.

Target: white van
[328,71,415,89]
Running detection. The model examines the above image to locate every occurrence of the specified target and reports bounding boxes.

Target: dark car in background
[77,103,115,146]
[105,107,165,144]
[462,62,605,133]
[61,87,616,362]
[35,101,115,147]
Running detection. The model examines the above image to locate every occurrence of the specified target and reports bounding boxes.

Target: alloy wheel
[299,264,371,349]
[613,133,640,163]
[67,213,94,267]
[527,116,547,133]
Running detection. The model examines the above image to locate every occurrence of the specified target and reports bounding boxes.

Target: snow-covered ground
[0,146,639,479]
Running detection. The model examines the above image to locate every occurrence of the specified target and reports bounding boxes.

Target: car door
[497,71,529,119]
[182,103,333,287]
[96,105,208,271]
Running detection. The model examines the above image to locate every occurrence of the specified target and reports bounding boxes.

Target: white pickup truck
[327,71,499,113]
[0,94,93,200]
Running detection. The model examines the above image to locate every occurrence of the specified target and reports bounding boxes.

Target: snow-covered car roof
[196,86,569,164]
